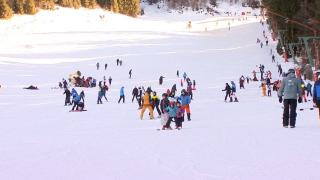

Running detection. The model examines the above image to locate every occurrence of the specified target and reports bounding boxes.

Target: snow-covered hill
[0,3,319,180]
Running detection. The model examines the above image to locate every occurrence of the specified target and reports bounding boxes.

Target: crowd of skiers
[58,58,196,130]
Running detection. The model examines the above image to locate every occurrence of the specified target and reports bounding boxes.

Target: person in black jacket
[108,76,112,86]
[160,93,170,114]
[222,83,232,102]
[63,88,72,106]
[151,91,161,117]
[132,86,139,102]
[159,76,164,85]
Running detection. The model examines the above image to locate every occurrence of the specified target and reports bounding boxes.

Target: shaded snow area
[0,5,320,180]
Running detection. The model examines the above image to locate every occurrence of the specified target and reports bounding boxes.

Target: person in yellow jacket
[261,83,267,96]
[140,92,154,120]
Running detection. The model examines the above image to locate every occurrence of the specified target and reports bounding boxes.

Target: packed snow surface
[0,4,319,180]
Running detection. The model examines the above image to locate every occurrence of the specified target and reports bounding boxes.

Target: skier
[140,91,154,120]
[193,80,196,90]
[180,79,183,87]
[118,86,125,103]
[116,59,119,66]
[71,93,81,111]
[108,76,112,86]
[267,84,272,96]
[183,72,187,81]
[266,39,269,46]
[132,86,139,102]
[239,76,245,89]
[96,62,100,70]
[105,63,108,70]
[272,55,275,63]
[160,93,170,114]
[187,84,193,100]
[222,83,232,102]
[63,88,72,106]
[179,89,191,121]
[261,83,267,96]
[101,85,108,102]
[231,81,238,102]
[278,69,302,128]
[246,76,250,84]
[97,89,103,104]
[313,75,320,119]
[137,87,143,109]
[301,84,307,102]
[170,84,177,97]
[260,42,263,48]
[159,76,164,85]
[306,81,312,97]
[129,69,132,79]
[177,70,179,77]
[164,101,177,130]
[80,90,85,102]
[63,79,68,89]
[175,102,185,130]
[151,91,161,118]
[119,60,123,66]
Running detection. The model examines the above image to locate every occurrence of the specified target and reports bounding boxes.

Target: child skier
[179,89,191,120]
[151,91,161,118]
[175,102,185,130]
[164,101,177,130]
[267,84,272,96]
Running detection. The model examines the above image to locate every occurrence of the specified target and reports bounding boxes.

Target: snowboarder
[129,69,132,79]
[159,76,164,85]
[63,88,72,106]
[118,87,125,103]
[278,69,302,128]
[140,92,154,120]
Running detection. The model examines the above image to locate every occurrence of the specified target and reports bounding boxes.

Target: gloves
[298,97,302,103]
[278,96,283,103]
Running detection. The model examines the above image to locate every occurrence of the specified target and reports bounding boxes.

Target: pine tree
[36,0,55,10]
[24,0,37,14]
[0,0,13,19]
[127,0,139,17]
[13,0,24,14]
[110,0,118,12]
[81,0,89,8]
[88,0,96,8]
[72,0,81,8]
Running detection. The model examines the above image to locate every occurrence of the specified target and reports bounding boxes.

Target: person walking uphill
[140,92,154,120]
[222,83,232,102]
[118,87,125,103]
[278,69,302,128]
[180,89,191,121]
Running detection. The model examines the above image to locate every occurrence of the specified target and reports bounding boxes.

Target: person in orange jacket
[261,83,267,96]
[140,92,154,120]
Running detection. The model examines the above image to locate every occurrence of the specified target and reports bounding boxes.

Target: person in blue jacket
[97,90,103,104]
[179,89,191,121]
[71,94,81,111]
[313,75,320,119]
[118,86,125,103]
[165,101,177,130]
